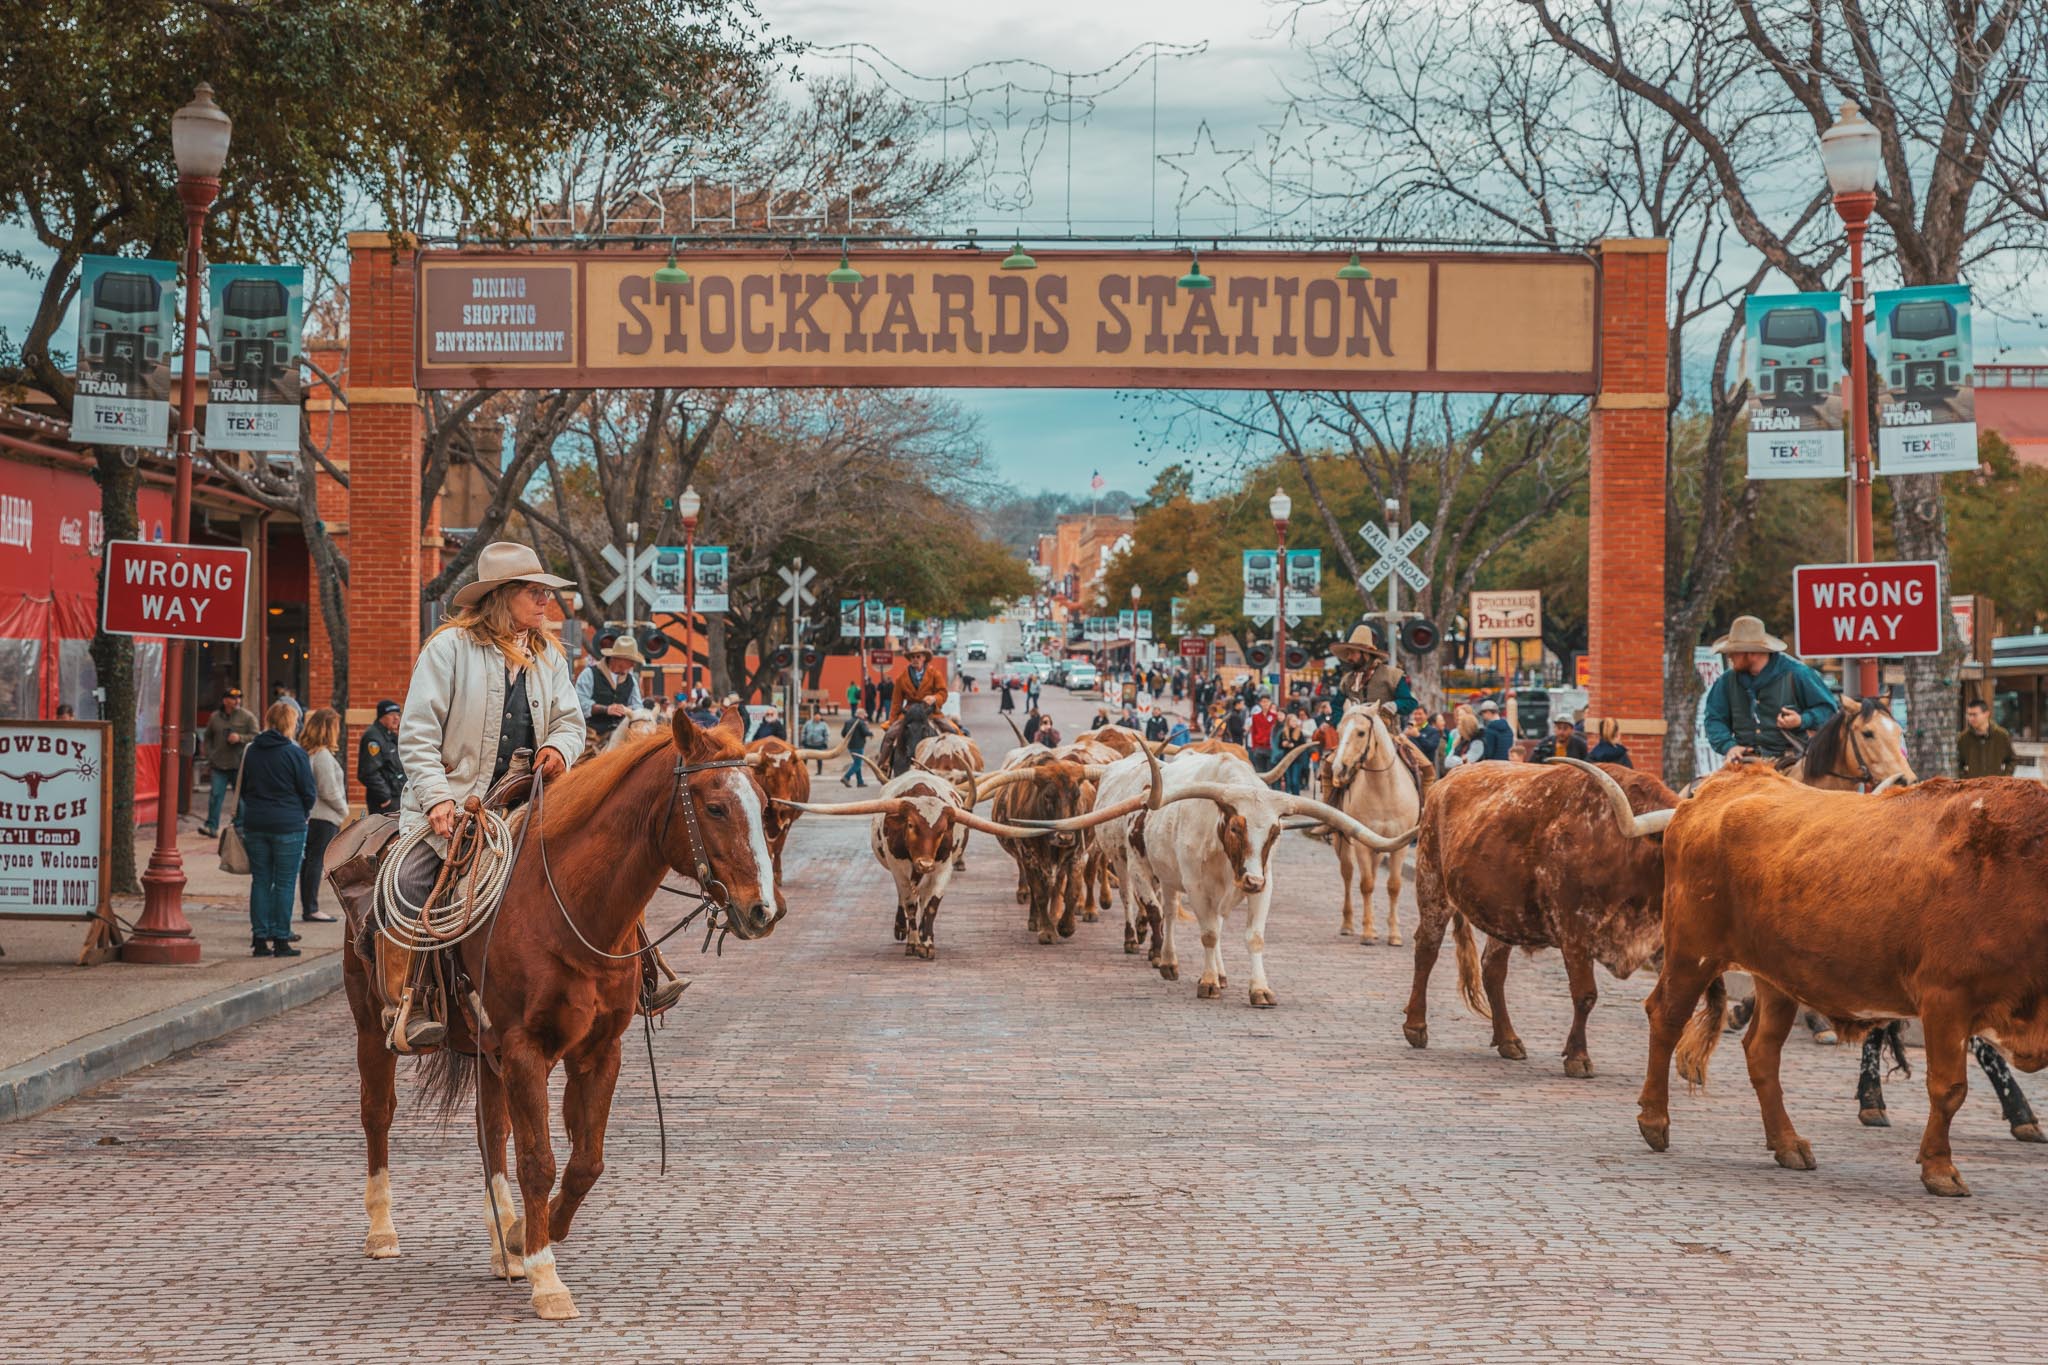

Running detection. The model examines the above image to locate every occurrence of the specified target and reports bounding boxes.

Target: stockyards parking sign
[0,722,111,923]
[413,250,1598,393]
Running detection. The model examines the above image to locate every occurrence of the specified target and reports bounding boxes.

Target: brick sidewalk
[5,684,2046,1362]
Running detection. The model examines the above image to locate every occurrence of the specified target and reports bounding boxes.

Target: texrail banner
[690,546,728,613]
[205,264,304,453]
[415,249,1599,394]
[72,256,178,447]
[866,601,886,638]
[1169,597,1185,637]
[1136,609,1153,640]
[839,599,862,637]
[1118,609,1135,641]
[1874,284,1977,475]
[1743,292,1845,479]
[1242,550,1278,617]
[1285,549,1323,615]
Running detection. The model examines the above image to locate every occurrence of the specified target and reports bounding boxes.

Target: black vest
[585,665,628,735]
[495,668,534,785]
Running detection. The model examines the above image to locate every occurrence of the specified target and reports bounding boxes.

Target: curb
[0,953,343,1125]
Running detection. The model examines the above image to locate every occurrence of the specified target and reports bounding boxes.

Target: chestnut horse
[341,707,780,1321]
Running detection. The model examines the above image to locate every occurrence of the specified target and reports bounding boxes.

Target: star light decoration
[1257,103,1329,233]
[1157,121,1255,232]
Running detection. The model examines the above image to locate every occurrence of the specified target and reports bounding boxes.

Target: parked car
[1064,662,1099,692]
[965,640,988,661]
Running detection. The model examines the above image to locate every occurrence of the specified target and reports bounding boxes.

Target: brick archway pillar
[1587,239,1669,775]
[343,231,424,751]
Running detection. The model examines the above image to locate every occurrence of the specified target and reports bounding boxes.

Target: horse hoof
[1082,910,1099,922]
[1564,1056,1594,1079]
[2012,1122,2047,1144]
[1921,1167,1971,1197]
[363,1233,400,1259]
[1638,1116,1670,1153]
[1124,940,1140,955]
[1339,923,1355,937]
[1858,1107,1890,1128]
[1360,932,1379,945]
[1496,1040,1528,1062]
[491,1255,527,1281]
[1015,889,1030,904]
[1248,987,1278,1009]
[532,1291,581,1321]
[1158,964,1177,981]
[1812,1029,1839,1046]
[1403,1023,1428,1049]
[1772,1140,1817,1172]
[1037,931,1054,945]
[1388,935,1403,948]
[917,943,936,961]
[1196,980,1220,999]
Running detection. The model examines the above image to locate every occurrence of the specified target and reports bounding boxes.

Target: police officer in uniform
[357,699,406,815]
[576,636,645,742]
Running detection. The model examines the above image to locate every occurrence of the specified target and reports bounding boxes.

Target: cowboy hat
[601,637,646,666]
[451,541,575,608]
[904,642,934,659]
[1710,615,1786,654]
[1330,624,1388,662]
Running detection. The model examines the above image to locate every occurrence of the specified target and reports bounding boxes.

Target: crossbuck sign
[599,543,659,609]
[1358,520,1431,593]
[777,563,817,609]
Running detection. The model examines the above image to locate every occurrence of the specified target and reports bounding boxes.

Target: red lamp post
[1185,567,1200,731]
[1822,102,1884,701]
[1270,487,1292,705]
[127,84,232,965]
[678,484,701,699]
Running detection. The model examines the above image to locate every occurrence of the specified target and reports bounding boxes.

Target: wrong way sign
[1792,561,1943,658]
[101,541,250,641]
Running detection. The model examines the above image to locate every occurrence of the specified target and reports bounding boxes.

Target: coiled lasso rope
[373,805,518,951]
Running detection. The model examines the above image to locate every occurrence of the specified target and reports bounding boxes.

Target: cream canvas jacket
[398,626,585,851]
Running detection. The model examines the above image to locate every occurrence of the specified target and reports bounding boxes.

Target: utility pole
[1382,497,1400,674]
[788,556,803,727]
[624,520,639,635]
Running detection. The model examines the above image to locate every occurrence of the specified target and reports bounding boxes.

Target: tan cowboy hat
[1710,615,1786,655]
[905,642,934,659]
[1329,624,1388,662]
[601,637,646,666]
[451,541,575,608]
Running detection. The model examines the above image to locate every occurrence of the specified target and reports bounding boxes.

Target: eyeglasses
[521,585,554,603]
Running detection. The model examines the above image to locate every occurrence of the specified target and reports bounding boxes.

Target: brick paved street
[7,685,2048,1363]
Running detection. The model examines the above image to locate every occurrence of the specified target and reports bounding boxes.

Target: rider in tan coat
[874,644,952,774]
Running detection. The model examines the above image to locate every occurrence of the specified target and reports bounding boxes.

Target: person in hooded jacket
[236,701,316,957]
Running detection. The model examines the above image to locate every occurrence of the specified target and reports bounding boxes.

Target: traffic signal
[637,628,669,661]
[770,645,794,671]
[1399,618,1440,654]
[1247,642,1273,668]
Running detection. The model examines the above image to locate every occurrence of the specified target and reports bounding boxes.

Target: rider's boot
[639,928,688,1016]
[380,943,446,1052]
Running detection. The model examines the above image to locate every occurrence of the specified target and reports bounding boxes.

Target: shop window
[59,640,100,719]
[0,640,41,719]
[133,640,163,744]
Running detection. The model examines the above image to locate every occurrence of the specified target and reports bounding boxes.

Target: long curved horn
[1269,793,1414,853]
[1160,744,1184,758]
[968,767,1043,802]
[951,806,1054,839]
[1003,711,1026,745]
[792,732,849,763]
[1870,772,1909,793]
[1256,741,1317,785]
[1140,732,1164,809]
[958,767,978,810]
[1546,757,1675,838]
[774,797,910,818]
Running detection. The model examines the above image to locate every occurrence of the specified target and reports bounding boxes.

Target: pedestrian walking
[1587,717,1632,768]
[357,699,406,815]
[800,711,832,773]
[298,706,346,924]
[1957,698,2016,778]
[999,678,1016,713]
[236,701,315,957]
[845,679,861,714]
[862,678,878,718]
[1248,694,1280,769]
[1023,707,1042,744]
[878,674,896,721]
[200,686,258,837]
[840,709,872,787]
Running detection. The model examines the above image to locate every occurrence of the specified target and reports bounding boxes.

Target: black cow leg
[1970,1037,2044,1142]
[1856,1028,1890,1127]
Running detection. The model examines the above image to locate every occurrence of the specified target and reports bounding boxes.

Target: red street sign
[101,540,251,642]
[870,650,894,668]
[1792,560,1942,658]
[1178,637,1208,658]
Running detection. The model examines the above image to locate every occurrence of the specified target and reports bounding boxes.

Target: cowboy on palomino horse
[325,540,785,1319]
[1327,624,1433,805]
[874,642,957,779]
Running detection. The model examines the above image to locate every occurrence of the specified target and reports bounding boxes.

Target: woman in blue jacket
[235,701,316,956]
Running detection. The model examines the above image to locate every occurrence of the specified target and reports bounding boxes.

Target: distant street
[6,674,2048,1362]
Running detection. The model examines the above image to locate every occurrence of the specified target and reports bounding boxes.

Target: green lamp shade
[1001,242,1037,270]
[1337,251,1372,281]
[826,245,863,285]
[652,250,691,286]
[1176,253,1213,290]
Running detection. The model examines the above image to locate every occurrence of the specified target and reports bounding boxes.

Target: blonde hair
[1598,716,1621,744]
[434,581,561,668]
[300,706,341,754]
[1454,704,1480,741]
[265,700,300,736]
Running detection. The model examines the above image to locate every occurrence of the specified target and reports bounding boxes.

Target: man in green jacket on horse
[1702,615,1838,762]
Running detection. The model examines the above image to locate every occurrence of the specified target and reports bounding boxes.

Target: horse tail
[411,1046,478,1126]
[1674,976,1730,1090]
[1451,913,1490,1020]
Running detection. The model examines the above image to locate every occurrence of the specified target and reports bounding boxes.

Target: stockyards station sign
[0,722,111,923]
[415,249,1599,393]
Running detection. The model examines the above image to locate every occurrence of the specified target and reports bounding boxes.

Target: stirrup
[641,977,689,1016]
[384,989,446,1053]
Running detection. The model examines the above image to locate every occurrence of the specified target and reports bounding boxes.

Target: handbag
[216,744,252,876]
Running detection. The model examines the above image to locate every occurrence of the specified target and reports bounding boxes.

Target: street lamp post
[1185,568,1200,731]
[128,84,231,965]
[1822,102,1884,701]
[1130,583,1141,687]
[678,484,701,699]
[1269,487,1292,706]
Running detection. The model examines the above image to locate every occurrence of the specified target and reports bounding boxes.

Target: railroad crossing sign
[599,543,660,608]
[776,562,817,609]
[1359,519,1431,593]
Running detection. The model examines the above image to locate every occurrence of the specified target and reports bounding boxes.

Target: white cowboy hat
[1710,615,1787,654]
[451,541,574,608]
[1330,624,1389,662]
[601,637,646,666]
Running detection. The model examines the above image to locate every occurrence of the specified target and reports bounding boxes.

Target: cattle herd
[758,699,2048,1201]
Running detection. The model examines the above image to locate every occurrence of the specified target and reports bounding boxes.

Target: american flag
[1090,471,1105,491]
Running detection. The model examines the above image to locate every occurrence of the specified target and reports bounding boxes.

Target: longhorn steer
[986,754,1101,944]
[914,733,985,870]
[1404,759,1675,1078]
[1048,749,1412,1007]
[1616,761,2048,1197]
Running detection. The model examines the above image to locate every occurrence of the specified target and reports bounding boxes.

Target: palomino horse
[341,707,781,1321]
[1791,699,2043,1142]
[1325,704,1422,945]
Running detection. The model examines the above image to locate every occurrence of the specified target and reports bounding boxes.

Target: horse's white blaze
[725,770,776,896]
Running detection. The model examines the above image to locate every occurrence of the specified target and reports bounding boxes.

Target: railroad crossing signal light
[1399,618,1440,654]
[637,628,670,661]
[1247,642,1273,668]
[1284,643,1308,670]
[801,647,821,670]
[770,645,794,670]
[595,629,621,654]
